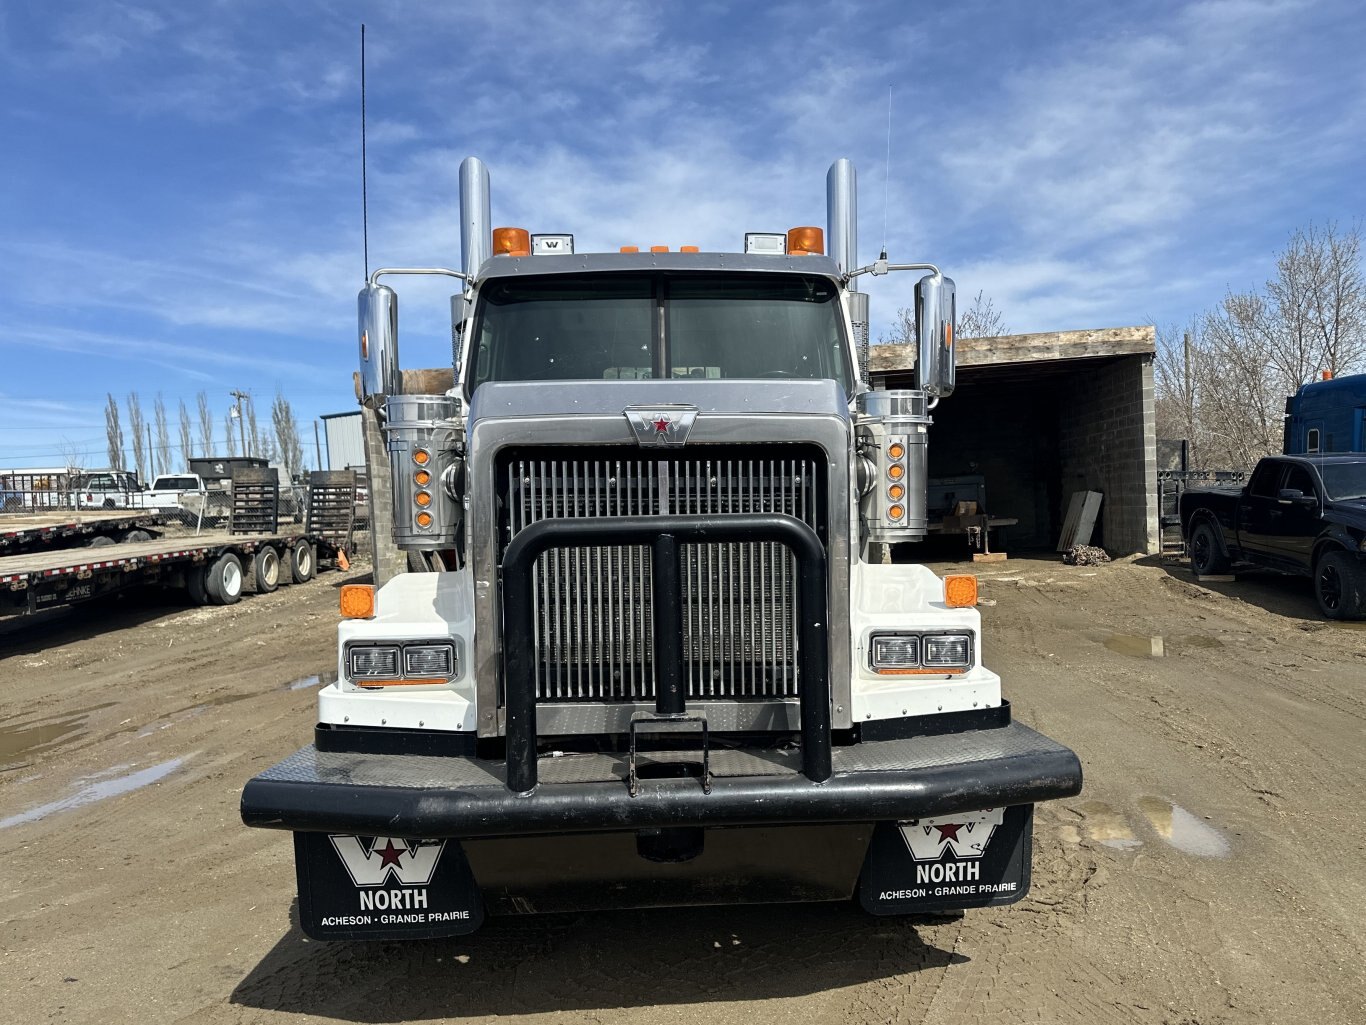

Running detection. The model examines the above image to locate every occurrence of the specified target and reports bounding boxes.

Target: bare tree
[1153,221,1365,471]
[104,394,124,470]
[153,394,171,475]
[196,391,214,456]
[245,394,263,458]
[957,290,1008,339]
[127,393,148,482]
[178,400,193,470]
[882,289,1009,345]
[271,393,304,478]
[223,413,239,457]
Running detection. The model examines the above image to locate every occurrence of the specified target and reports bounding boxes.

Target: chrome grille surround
[468,379,854,737]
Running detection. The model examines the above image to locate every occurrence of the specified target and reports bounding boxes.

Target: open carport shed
[869,326,1158,555]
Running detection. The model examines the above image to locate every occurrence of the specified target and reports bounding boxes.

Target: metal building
[320,412,366,472]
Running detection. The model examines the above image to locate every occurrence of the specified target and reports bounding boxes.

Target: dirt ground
[2,552,1364,1024]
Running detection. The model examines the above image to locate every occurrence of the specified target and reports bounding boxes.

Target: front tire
[206,553,244,606]
[1315,550,1366,620]
[1189,521,1230,576]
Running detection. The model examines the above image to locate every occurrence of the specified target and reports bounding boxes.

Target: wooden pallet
[306,470,357,553]
[230,468,279,536]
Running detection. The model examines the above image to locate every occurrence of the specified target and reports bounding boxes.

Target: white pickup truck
[144,473,208,512]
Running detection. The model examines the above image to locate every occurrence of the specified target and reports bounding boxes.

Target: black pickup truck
[1179,454,1366,619]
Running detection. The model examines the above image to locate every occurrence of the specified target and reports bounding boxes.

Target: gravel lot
[2,553,1364,1024]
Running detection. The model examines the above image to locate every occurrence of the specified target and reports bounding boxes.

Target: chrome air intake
[857,389,931,541]
[384,394,463,550]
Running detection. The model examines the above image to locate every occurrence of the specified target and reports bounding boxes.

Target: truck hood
[467,379,851,423]
[1325,497,1366,530]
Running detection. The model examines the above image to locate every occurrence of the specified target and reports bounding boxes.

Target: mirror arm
[846,260,941,282]
[369,267,469,287]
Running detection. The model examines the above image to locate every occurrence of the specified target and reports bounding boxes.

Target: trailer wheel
[187,567,210,606]
[123,529,153,543]
[87,535,116,548]
[254,546,281,593]
[206,553,244,605]
[290,542,315,584]
[1315,550,1366,620]
[1189,521,1229,576]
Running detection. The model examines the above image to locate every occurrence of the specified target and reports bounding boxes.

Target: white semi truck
[242,157,1082,940]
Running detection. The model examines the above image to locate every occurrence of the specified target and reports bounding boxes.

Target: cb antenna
[880,85,891,262]
[361,24,369,279]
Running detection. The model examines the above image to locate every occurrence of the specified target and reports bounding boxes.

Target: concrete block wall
[1057,355,1158,555]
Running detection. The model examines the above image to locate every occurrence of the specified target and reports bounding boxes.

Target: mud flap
[858,804,1033,915]
[293,832,485,941]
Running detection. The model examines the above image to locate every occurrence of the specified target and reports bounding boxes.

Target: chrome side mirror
[358,283,399,407]
[915,273,956,398]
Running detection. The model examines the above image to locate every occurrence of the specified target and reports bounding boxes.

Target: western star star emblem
[933,822,963,842]
[623,405,699,447]
[375,839,406,868]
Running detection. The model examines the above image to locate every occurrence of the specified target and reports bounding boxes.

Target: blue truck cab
[1284,373,1366,454]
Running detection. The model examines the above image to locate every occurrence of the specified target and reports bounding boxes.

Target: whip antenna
[361,24,369,278]
[881,86,892,260]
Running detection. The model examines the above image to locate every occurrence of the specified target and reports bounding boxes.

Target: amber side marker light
[944,574,979,608]
[360,678,446,688]
[340,584,375,620]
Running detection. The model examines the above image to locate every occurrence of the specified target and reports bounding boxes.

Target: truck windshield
[469,272,851,393]
[1319,461,1366,500]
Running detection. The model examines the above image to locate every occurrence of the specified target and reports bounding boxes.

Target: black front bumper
[241,721,1082,838]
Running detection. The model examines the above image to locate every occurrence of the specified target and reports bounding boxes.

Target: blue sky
[1,0,1362,471]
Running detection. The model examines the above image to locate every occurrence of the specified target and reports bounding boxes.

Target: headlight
[349,645,400,680]
[870,634,920,671]
[923,634,972,669]
[869,632,973,674]
[404,643,456,679]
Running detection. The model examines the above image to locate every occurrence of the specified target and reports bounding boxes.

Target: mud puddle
[0,757,187,830]
[1102,633,1223,658]
[1138,797,1231,857]
[1,703,117,769]
[284,669,338,691]
[1075,800,1143,849]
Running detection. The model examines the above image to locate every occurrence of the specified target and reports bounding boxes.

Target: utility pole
[229,390,249,457]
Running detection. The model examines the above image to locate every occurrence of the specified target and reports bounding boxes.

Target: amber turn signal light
[340,584,375,620]
[944,575,979,608]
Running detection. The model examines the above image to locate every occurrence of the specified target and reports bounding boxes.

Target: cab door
[1264,463,1320,571]
[1237,461,1286,558]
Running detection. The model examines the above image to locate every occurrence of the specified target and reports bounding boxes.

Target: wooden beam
[352,368,457,402]
[869,325,1154,374]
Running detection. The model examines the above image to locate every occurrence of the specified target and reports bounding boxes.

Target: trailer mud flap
[293,832,484,941]
[858,805,1033,915]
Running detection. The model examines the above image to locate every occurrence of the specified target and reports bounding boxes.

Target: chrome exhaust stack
[459,157,492,280]
[828,159,868,381]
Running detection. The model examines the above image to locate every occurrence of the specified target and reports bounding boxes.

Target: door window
[1282,465,1315,498]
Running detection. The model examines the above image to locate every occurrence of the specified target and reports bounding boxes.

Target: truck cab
[242,157,1083,941]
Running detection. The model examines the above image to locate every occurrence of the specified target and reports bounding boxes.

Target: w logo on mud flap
[328,836,446,886]
[898,808,1005,860]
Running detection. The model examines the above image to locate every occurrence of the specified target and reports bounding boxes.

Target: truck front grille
[498,445,826,704]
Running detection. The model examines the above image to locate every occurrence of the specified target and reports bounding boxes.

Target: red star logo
[933,822,963,842]
[374,839,406,868]
[651,416,671,434]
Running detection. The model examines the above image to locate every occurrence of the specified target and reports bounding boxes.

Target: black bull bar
[501,513,830,793]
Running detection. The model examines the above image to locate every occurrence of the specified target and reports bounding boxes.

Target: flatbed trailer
[0,531,339,618]
[0,511,172,558]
